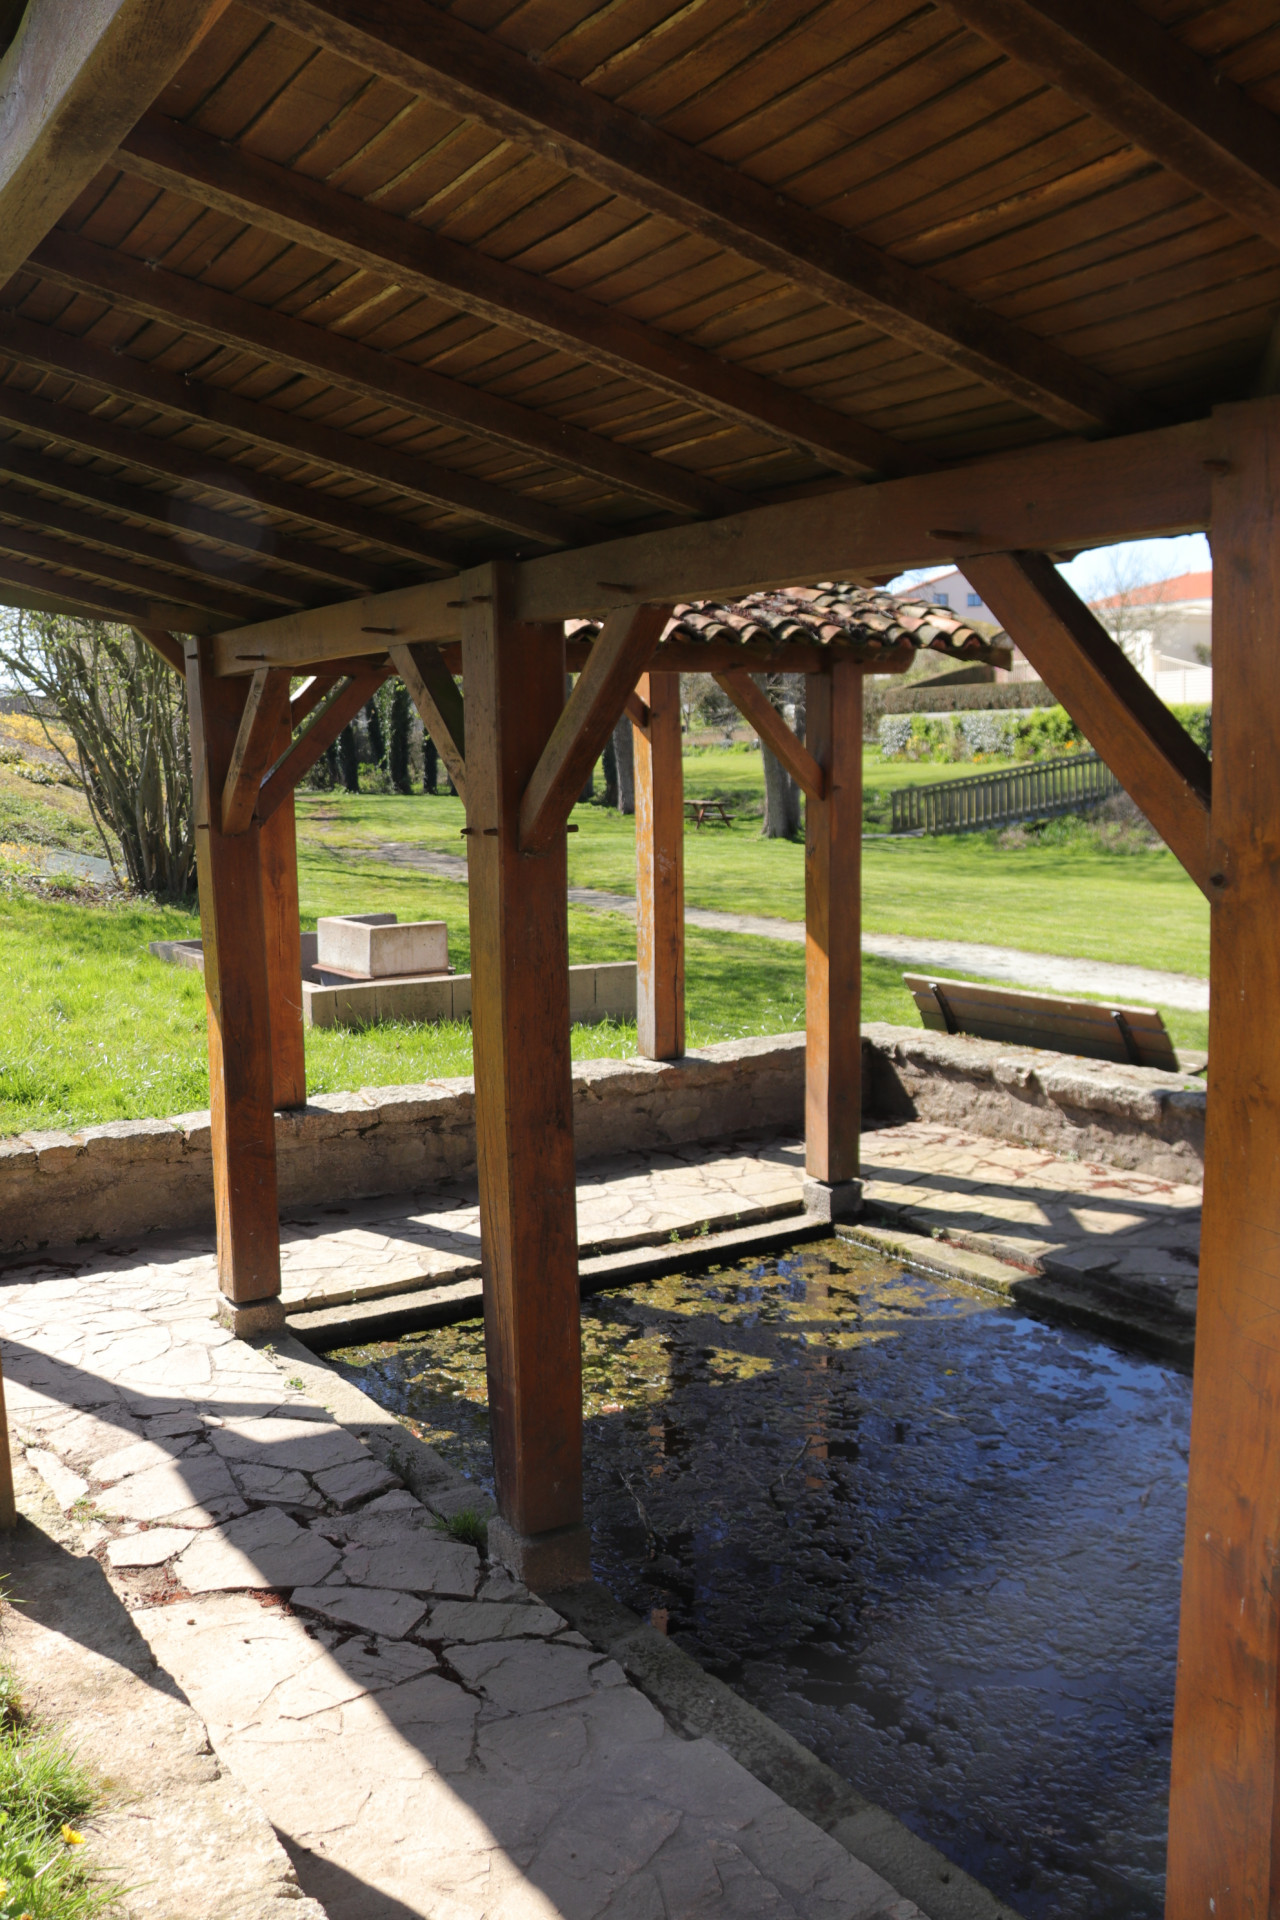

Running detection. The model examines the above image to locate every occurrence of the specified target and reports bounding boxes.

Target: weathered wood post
[260,711,307,1111]
[633,669,685,1060]
[185,638,284,1335]
[803,657,863,1221]
[1166,399,1280,1917]
[461,566,589,1588]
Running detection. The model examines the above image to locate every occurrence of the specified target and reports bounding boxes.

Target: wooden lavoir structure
[1,0,1278,1907]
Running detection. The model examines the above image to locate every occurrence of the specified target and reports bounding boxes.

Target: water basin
[333,1236,1190,1920]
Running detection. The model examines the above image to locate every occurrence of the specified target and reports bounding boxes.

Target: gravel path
[365,841,1210,1013]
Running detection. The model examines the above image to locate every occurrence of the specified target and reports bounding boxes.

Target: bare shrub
[0,614,195,897]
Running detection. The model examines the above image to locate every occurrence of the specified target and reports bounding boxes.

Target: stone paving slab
[277,1137,806,1311]
[0,1240,920,1920]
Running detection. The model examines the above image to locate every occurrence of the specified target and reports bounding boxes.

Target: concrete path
[0,1243,924,1919]
[365,842,1210,1012]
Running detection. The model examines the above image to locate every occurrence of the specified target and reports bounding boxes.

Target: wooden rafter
[257,665,389,823]
[134,627,185,674]
[519,603,671,853]
[0,310,485,561]
[257,0,1153,436]
[712,671,825,802]
[222,667,292,834]
[0,382,407,592]
[0,550,210,630]
[208,413,1216,675]
[0,511,275,624]
[32,230,742,522]
[116,111,924,482]
[964,551,1212,895]
[391,642,467,803]
[0,474,297,612]
[946,0,1280,255]
[0,0,229,286]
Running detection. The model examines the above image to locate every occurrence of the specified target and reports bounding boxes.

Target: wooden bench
[903,972,1180,1071]
[686,799,735,828]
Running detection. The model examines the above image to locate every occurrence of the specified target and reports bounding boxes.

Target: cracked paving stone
[427,1600,565,1643]
[449,1640,625,1715]
[339,1534,480,1598]
[105,1526,195,1567]
[290,1585,428,1639]
[175,1507,341,1592]
[207,1415,368,1474]
[94,1454,246,1526]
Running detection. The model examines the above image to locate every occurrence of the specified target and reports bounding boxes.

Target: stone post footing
[802,1176,863,1223]
[488,1518,592,1592]
[216,1296,287,1338]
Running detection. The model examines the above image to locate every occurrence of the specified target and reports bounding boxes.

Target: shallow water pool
[333,1237,1190,1920]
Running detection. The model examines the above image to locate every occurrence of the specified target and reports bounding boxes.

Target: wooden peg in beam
[712,670,826,801]
[222,667,293,835]
[392,641,467,803]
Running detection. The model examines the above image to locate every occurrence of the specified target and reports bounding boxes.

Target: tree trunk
[601,735,618,808]
[338,723,360,793]
[422,735,439,794]
[613,713,635,815]
[762,745,801,838]
[388,681,412,792]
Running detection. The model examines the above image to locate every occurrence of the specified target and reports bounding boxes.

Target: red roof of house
[1092,570,1212,609]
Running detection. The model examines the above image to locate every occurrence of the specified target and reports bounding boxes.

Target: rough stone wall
[0,1025,1206,1257]
[862,1023,1205,1182]
[0,1034,806,1256]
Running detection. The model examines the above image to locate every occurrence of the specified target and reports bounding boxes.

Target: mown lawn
[296,740,1210,978]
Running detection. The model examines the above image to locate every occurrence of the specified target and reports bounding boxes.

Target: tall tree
[0,613,194,896]
[612,713,635,815]
[364,695,386,771]
[422,733,439,795]
[388,681,412,793]
[337,722,360,793]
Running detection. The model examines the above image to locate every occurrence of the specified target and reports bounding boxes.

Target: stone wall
[0,1025,1206,1257]
[863,1023,1205,1183]
[0,1033,805,1256]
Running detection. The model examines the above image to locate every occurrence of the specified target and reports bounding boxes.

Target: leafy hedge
[879,703,1211,762]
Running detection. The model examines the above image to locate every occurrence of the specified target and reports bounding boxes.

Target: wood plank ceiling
[0,0,1277,633]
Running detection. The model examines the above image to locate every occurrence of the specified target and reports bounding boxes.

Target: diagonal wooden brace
[222,667,293,834]
[258,665,389,824]
[963,550,1212,897]
[392,641,467,802]
[519,602,672,854]
[713,669,826,801]
[134,626,186,675]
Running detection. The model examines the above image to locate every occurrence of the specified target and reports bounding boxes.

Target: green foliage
[0,1665,115,1918]
[1168,703,1211,755]
[882,702,1212,765]
[433,1508,488,1549]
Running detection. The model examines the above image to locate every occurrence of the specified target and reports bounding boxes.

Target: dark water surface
[334,1238,1191,1920]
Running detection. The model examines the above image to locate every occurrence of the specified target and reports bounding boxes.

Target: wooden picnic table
[686,799,736,828]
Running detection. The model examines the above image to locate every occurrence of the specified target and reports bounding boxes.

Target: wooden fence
[889,749,1120,836]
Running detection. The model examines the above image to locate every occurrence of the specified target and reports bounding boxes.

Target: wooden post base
[487,1517,592,1591]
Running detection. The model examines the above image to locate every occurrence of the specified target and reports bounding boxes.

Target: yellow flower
[60,1825,84,1846]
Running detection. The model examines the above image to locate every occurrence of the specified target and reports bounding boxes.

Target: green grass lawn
[296,741,1209,978]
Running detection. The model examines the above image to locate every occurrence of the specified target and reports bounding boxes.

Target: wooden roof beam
[964,550,1212,893]
[0,549,217,630]
[116,111,926,482]
[32,229,743,522]
[945,0,1280,255]
[255,0,1152,436]
[0,380,406,593]
[0,0,229,286]
[519,602,670,853]
[0,474,298,613]
[0,310,489,563]
[0,516,278,623]
[207,408,1217,675]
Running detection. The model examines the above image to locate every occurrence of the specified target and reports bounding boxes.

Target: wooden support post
[1166,400,1280,1917]
[803,659,863,1222]
[632,670,685,1060]
[461,566,588,1589]
[184,637,283,1335]
[260,712,306,1111]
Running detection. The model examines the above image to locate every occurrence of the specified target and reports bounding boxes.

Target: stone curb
[543,1582,1023,1920]
[846,1217,1195,1364]
[287,1208,831,1349]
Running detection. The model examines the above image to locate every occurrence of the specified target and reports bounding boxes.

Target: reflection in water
[334,1238,1190,1920]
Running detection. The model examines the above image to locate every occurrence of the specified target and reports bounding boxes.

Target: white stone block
[316,915,447,979]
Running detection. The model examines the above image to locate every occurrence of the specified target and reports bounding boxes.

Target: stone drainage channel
[332,1237,1189,1920]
